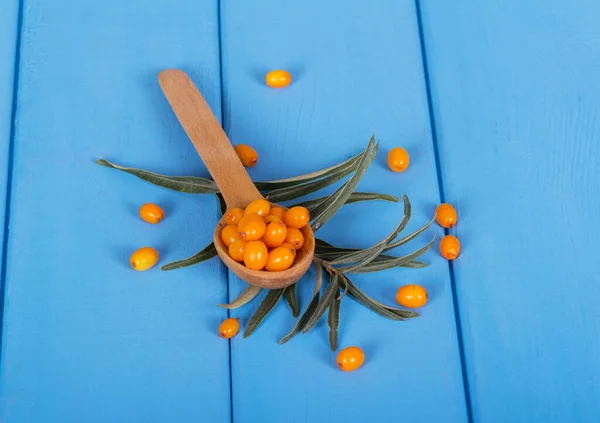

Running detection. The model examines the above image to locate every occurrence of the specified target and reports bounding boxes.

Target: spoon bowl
[158,69,315,289]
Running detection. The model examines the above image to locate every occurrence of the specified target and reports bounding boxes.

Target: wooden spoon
[158,69,315,289]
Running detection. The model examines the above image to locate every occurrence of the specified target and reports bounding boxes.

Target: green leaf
[283,284,300,318]
[310,136,379,231]
[161,242,218,270]
[218,285,262,309]
[254,152,363,191]
[302,272,339,334]
[216,193,227,215]
[279,262,323,344]
[295,192,399,213]
[344,236,435,274]
[344,276,419,320]
[331,194,411,270]
[244,288,285,338]
[315,250,429,268]
[96,159,218,194]
[384,215,436,252]
[328,296,341,351]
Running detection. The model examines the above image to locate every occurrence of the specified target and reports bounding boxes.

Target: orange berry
[244,199,271,217]
[284,227,304,249]
[225,208,244,225]
[228,239,246,262]
[396,284,428,308]
[265,245,296,271]
[435,203,457,228]
[221,224,242,248]
[130,247,159,271]
[234,144,258,168]
[336,346,365,372]
[387,147,410,172]
[219,318,240,339]
[269,207,287,220]
[440,235,461,260]
[237,213,266,241]
[263,215,282,224]
[283,206,310,229]
[262,221,288,248]
[265,70,292,88]
[139,203,165,224]
[279,243,297,255]
[243,241,268,270]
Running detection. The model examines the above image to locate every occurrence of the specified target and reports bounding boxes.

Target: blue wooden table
[1,1,599,422]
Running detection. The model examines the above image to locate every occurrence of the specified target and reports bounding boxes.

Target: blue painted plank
[220,1,468,422]
[0,1,230,422]
[419,1,600,422]
[0,1,19,308]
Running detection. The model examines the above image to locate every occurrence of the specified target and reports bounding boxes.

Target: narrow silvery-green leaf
[315,250,429,268]
[218,285,262,309]
[216,193,227,215]
[295,192,399,213]
[255,152,363,191]
[279,262,323,344]
[343,236,435,274]
[331,194,411,270]
[384,215,436,252]
[96,159,218,193]
[244,289,285,338]
[345,277,419,320]
[310,136,379,231]
[283,284,300,318]
[161,242,217,270]
[337,273,349,300]
[328,296,341,351]
[302,272,339,334]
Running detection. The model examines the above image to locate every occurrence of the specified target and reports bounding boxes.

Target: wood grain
[420,1,600,421]
[0,2,230,422]
[221,1,468,422]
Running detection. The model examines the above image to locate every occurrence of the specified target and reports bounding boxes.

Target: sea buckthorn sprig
[96,136,435,350]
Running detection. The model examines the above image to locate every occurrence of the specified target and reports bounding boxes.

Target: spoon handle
[158,69,262,209]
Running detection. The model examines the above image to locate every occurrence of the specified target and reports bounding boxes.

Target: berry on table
[435,203,457,228]
[237,213,266,241]
[396,284,428,308]
[243,240,269,270]
[219,318,240,338]
[265,70,292,88]
[336,346,365,372]
[139,203,165,224]
[387,147,410,172]
[234,144,258,168]
[440,235,461,260]
[130,247,159,271]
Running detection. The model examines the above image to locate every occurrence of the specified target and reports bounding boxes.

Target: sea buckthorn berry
[387,147,410,172]
[440,235,461,260]
[234,144,258,168]
[265,70,292,88]
[435,203,457,228]
[219,318,240,339]
[265,245,296,271]
[243,241,268,270]
[130,247,159,271]
[280,243,297,254]
[336,346,365,372]
[221,224,242,248]
[237,213,266,241]
[244,199,271,217]
[225,208,244,225]
[262,221,288,248]
[284,227,304,249]
[396,284,428,308]
[283,206,310,229]
[228,239,246,262]
[139,203,165,224]
[269,207,287,220]
[263,215,282,224]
